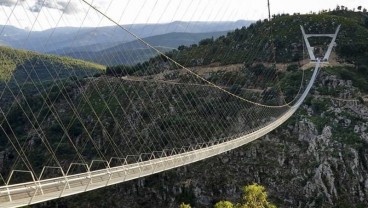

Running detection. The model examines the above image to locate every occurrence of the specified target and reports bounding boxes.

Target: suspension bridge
[0,62,321,208]
[0,1,340,207]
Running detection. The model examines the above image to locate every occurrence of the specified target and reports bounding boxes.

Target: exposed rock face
[34,72,368,208]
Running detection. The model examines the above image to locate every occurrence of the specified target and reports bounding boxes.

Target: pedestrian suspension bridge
[0,1,340,207]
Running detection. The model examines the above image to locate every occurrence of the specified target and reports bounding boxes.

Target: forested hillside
[166,10,368,66]
[105,10,368,80]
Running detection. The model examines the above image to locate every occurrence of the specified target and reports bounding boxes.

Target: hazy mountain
[57,30,229,66]
[0,20,252,54]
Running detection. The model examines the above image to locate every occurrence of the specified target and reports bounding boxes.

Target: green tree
[199,37,214,46]
[238,183,276,208]
[214,184,276,208]
[214,200,234,208]
[179,202,191,208]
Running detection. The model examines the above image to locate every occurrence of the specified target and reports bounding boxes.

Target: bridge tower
[300,25,341,63]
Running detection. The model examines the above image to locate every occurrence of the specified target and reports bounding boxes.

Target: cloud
[0,0,25,7]
[57,1,80,14]
[29,0,81,14]
[29,0,57,12]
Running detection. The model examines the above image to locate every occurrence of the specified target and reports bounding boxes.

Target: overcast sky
[1,0,368,31]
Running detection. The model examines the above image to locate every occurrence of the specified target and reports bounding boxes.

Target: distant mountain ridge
[0,20,252,53]
[56,30,229,66]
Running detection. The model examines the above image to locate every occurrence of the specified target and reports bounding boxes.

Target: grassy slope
[0,46,105,82]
